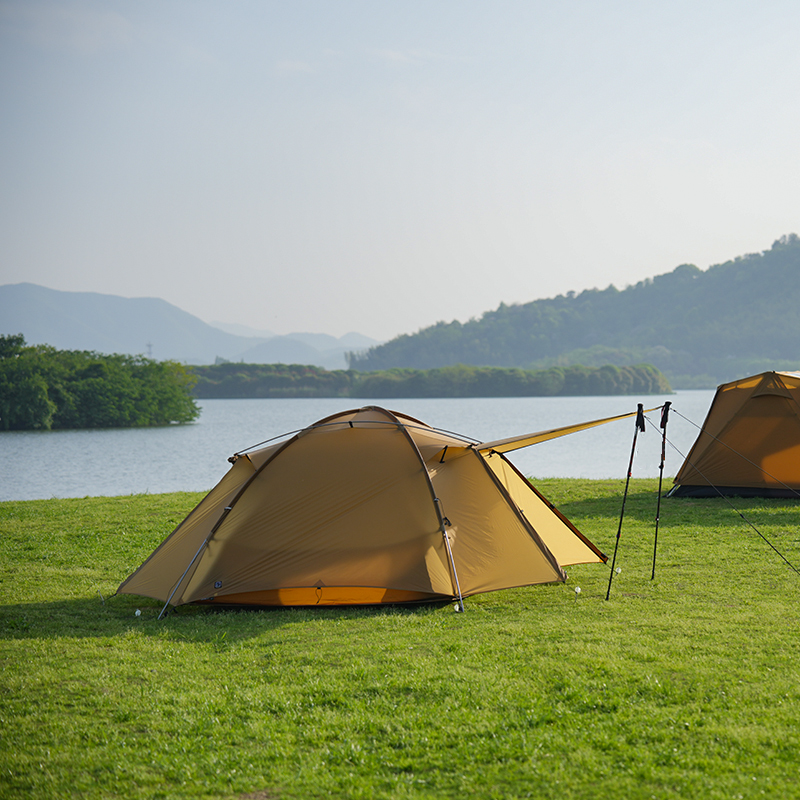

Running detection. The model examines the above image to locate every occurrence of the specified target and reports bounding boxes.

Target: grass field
[2,479,800,799]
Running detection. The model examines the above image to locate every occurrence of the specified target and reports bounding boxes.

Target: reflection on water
[0,391,714,501]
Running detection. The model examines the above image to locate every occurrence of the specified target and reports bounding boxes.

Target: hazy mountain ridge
[350,234,800,387]
[208,322,375,352]
[0,283,377,370]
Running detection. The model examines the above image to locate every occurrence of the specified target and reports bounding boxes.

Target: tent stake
[651,402,671,580]
[606,405,645,601]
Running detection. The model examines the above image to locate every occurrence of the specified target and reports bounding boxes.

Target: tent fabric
[671,371,800,498]
[118,406,607,610]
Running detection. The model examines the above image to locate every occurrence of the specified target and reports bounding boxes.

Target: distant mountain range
[0,283,378,370]
[351,234,800,388]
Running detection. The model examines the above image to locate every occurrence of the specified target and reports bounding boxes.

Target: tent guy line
[646,410,800,576]
[600,395,800,595]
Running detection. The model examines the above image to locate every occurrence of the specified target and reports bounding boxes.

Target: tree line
[0,335,670,431]
[192,362,352,398]
[0,334,199,431]
[191,362,671,399]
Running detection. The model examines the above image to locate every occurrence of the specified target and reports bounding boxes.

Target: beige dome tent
[119,406,618,614]
[671,371,800,498]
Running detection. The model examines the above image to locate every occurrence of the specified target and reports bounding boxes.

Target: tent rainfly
[671,371,800,498]
[118,406,617,611]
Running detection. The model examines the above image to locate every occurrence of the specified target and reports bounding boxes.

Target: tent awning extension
[477,407,658,454]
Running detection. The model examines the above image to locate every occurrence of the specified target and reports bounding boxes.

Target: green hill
[349,234,800,387]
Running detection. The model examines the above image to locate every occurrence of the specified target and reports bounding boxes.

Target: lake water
[0,391,715,501]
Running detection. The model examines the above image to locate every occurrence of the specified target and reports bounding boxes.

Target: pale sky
[1,1,799,341]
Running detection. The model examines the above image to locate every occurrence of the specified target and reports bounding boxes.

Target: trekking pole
[606,404,645,601]
[651,401,671,580]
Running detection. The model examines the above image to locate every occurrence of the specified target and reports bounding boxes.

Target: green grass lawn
[2,479,800,799]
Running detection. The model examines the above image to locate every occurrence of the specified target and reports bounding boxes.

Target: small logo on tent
[214,581,222,589]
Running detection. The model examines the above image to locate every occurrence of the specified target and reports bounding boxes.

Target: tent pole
[157,505,234,620]
[651,402,671,580]
[442,528,465,612]
[606,405,645,601]
[435,498,465,612]
[158,538,208,619]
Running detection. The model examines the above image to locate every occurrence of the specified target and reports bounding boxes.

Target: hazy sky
[2,1,799,340]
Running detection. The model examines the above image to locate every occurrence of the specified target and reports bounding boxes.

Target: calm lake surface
[1,391,715,501]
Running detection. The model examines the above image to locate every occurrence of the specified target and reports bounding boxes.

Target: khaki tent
[118,406,613,612]
[671,371,800,498]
